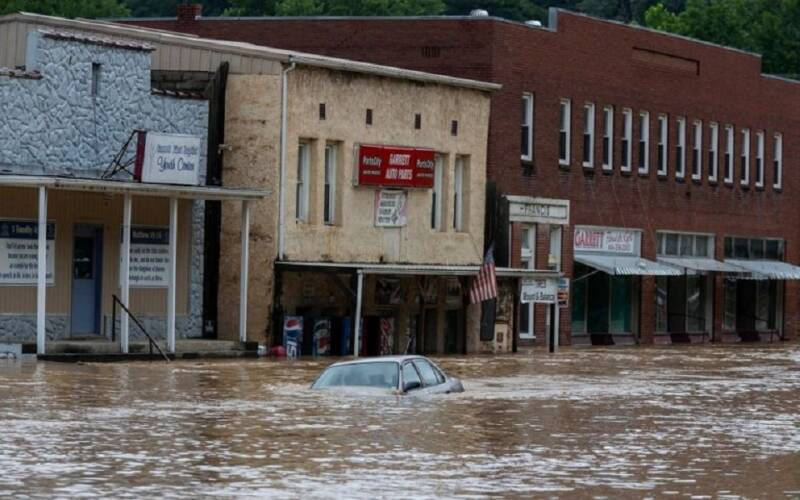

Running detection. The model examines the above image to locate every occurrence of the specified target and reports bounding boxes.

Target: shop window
[602,105,614,171]
[571,262,632,335]
[723,277,736,331]
[692,120,702,180]
[755,131,765,187]
[571,265,588,334]
[609,276,632,333]
[519,226,535,339]
[657,114,668,176]
[655,275,708,333]
[521,93,534,161]
[621,108,632,171]
[676,117,686,179]
[431,154,444,230]
[638,111,649,174]
[708,122,719,182]
[453,156,468,231]
[583,102,595,168]
[655,277,668,332]
[740,128,750,186]
[295,142,310,222]
[773,133,783,190]
[724,125,734,184]
[323,144,337,225]
[559,99,571,166]
[549,225,562,271]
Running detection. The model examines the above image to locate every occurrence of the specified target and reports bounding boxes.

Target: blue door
[71,225,103,335]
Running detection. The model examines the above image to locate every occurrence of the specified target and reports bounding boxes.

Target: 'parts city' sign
[135,131,202,186]
[355,144,435,189]
[0,220,55,285]
[573,227,639,255]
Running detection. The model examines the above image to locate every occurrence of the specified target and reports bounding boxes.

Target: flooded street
[2,345,799,498]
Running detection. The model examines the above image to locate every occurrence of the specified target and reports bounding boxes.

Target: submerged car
[311,355,464,395]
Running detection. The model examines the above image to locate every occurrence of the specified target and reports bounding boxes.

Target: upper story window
[657,114,668,176]
[91,63,101,97]
[755,131,765,188]
[692,120,702,180]
[724,125,734,184]
[740,128,750,186]
[296,142,310,222]
[453,156,468,231]
[431,154,444,230]
[621,108,632,172]
[521,93,534,161]
[559,99,571,166]
[708,122,719,182]
[658,232,712,258]
[519,226,535,338]
[583,103,595,168]
[323,144,337,225]
[676,117,686,179]
[638,111,650,174]
[774,133,783,190]
[724,236,784,261]
[602,105,614,171]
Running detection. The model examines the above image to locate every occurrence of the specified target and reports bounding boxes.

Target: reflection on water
[1,346,799,498]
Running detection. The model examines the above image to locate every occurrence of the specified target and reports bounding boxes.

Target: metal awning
[725,259,800,280]
[658,256,746,274]
[575,254,682,276]
[0,174,267,201]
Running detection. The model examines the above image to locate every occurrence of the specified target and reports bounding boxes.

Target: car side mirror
[403,380,422,392]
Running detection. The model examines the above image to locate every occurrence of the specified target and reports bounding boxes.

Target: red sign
[356,144,436,188]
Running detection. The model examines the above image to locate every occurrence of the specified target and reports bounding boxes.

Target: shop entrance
[70,224,103,336]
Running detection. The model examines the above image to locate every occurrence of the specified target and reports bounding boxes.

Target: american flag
[470,244,498,304]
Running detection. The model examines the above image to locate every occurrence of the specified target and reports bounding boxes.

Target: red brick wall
[125,10,800,344]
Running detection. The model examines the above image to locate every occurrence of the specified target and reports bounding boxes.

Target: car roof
[327,355,429,367]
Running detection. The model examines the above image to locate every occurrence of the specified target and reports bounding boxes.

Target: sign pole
[167,198,178,353]
[553,302,560,353]
[36,186,47,355]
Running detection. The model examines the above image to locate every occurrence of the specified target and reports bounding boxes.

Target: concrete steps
[28,339,258,362]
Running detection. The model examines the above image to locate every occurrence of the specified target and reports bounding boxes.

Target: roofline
[0,12,500,92]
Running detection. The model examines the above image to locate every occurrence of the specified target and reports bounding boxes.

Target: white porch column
[239,200,250,343]
[120,193,132,354]
[353,271,364,357]
[36,186,47,355]
[167,197,178,353]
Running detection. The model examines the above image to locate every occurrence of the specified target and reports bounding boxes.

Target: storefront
[571,226,681,345]
[722,236,800,342]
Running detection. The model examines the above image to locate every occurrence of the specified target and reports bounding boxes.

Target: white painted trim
[239,200,251,343]
[120,193,132,354]
[36,186,47,355]
[166,197,178,353]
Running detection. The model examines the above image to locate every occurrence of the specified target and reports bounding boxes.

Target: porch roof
[575,254,682,276]
[0,174,267,201]
[276,261,561,278]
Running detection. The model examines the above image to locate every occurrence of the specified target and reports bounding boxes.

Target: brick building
[125,6,800,347]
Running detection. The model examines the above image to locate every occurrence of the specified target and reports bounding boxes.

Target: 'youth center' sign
[135,131,202,186]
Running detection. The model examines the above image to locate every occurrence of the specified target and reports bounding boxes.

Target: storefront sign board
[375,190,408,227]
[356,144,435,188]
[136,131,202,186]
[574,227,638,255]
[0,220,55,285]
[121,226,170,288]
[521,277,558,304]
[507,196,570,225]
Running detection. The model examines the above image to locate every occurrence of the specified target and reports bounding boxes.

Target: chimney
[177,3,202,24]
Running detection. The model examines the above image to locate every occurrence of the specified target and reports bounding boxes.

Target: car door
[401,361,424,394]
[412,359,449,394]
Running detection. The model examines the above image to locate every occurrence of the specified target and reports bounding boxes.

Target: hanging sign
[356,144,435,188]
[135,131,202,186]
[574,227,638,255]
[121,226,170,288]
[375,190,408,227]
[0,220,55,285]
[521,277,558,304]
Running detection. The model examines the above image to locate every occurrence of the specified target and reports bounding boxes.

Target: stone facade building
[130,6,800,347]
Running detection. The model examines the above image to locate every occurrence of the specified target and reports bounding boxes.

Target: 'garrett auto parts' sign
[356,144,435,188]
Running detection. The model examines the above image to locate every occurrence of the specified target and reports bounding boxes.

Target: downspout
[278,58,296,261]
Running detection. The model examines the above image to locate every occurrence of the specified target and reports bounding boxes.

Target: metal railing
[111,294,170,362]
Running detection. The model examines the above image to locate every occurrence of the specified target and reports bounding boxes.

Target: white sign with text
[374,190,408,227]
[574,227,638,255]
[121,226,170,288]
[138,132,202,186]
[0,220,55,285]
[521,278,558,304]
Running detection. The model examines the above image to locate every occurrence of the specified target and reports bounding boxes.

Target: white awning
[658,257,746,274]
[725,259,800,280]
[575,254,682,276]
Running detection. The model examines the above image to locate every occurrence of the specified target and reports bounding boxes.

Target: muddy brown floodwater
[1,345,800,499]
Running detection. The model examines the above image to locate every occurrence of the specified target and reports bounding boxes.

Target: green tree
[0,0,130,17]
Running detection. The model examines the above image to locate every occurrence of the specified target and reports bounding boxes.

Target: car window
[402,362,422,390]
[312,362,399,389]
[413,359,442,387]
